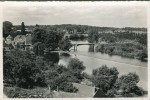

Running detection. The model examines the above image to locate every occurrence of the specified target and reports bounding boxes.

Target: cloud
[3,5,147,27]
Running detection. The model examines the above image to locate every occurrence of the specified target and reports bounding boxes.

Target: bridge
[71,43,95,51]
[48,43,95,56]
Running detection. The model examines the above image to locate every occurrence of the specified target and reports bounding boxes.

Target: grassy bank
[95,42,147,61]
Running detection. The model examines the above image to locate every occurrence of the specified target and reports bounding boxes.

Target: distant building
[5,35,13,45]
[114,29,126,33]
[63,32,70,39]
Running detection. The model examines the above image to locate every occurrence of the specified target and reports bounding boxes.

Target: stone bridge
[72,43,95,51]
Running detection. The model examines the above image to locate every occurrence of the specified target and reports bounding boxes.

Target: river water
[58,40,148,91]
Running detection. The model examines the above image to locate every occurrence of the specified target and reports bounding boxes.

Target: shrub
[59,82,78,93]
[4,86,52,98]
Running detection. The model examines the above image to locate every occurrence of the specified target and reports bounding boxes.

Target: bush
[114,72,145,97]
[4,86,52,98]
[59,82,78,93]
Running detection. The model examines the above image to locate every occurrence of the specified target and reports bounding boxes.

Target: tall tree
[21,22,25,35]
[44,30,62,51]
[91,65,119,93]
[32,28,46,44]
[3,21,13,38]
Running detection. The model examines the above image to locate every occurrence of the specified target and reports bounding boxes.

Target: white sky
[2,2,147,28]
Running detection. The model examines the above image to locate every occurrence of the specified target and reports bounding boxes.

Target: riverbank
[95,42,147,61]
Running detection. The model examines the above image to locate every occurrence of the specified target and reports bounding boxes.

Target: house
[14,35,26,50]
[13,34,33,51]
[73,83,106,98]
[5,35,13,44]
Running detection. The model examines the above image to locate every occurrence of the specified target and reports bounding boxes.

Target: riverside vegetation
[3,21,147,98]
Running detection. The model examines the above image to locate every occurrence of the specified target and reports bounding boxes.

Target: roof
[14,35,26,45]
[93,88,106,98]
[6,35,12,39]
[14,35,26,41]
[73,83,95,97]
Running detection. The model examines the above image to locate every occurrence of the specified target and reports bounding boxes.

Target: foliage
[3,21,13,38]
[88,29,99,43]
[43,52,59,63]
[32,28,63,53]
[4,86,52,98]
[59,38,72,51]
[33,42,45,56]
[70,34,87,40]
[44,30,62,50]
[59,82,78,93]
[32,28,46,44]
[91,65,119,93]
[68,58,86,82]
[114,72,144,97]
[98,32,147,45]
[106,88,117,97]
[21,22,26,35]
[3,50,38,88]
[96,42,147,60]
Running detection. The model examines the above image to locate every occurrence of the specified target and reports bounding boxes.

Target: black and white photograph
[2,2,149,98]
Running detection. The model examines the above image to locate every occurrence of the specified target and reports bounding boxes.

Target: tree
[21,22,25,35]
[68,58,86,82]
[3,50,38,88]
[114,72,144,97]
[33,42,45,56]
[44,30,62,50]
[91,65,119,93]
[88,29,99,43]
[32,28,46,44]
[3,21,13,38]
[59,38,72,51]
[137,49,147,61]
[43,51,59,64]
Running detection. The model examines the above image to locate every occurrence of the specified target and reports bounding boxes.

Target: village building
[5,35,13,45]
[14,35,26,50]
[13,34,33,51]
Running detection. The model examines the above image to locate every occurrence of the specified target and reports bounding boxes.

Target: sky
[3,4,147,28]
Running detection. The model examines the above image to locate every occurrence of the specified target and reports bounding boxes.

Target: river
[58,40,148,91]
